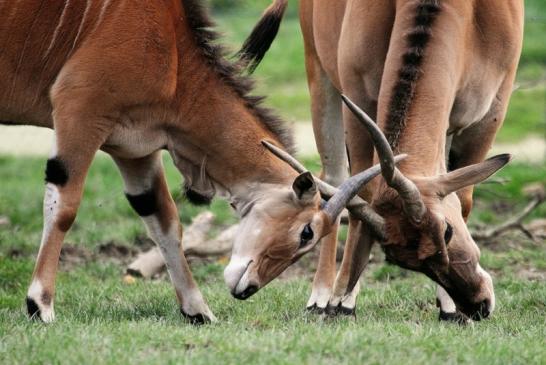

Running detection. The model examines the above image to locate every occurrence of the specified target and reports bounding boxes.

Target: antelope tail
[237,0,289,73]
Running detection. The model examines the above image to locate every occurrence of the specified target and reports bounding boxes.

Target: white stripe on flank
[71,0,92,54]
[44,0,70,59]
[92,0,113,36]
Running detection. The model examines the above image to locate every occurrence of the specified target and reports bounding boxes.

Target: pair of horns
[341,95,426,224]
[263,95,425,236]
[263,140,403,239]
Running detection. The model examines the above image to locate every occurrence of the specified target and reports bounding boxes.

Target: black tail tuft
[237,0,288,73]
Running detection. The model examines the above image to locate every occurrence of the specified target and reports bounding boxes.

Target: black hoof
[439,310,469,325]
[306,304,326,315]
[326,304,356,317]
[26,297,41,320]
[180,309,209,325]
[338,306,356,316]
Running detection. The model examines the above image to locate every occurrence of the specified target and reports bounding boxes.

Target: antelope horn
[341,95,427,224]
[261,140,406,239]
[321,164,384,223]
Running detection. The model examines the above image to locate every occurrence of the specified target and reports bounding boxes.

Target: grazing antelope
[0,0,380,323]
[240,0,523,321]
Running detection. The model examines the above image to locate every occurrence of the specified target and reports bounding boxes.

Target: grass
[1,260,545,364]
[1,154,545,364]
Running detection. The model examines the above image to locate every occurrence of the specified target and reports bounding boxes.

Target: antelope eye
[444,223,453,244]
[300,224,314,247]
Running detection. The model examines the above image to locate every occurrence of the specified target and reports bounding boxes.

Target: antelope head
[341,95,509,320]
[224,143,406,300]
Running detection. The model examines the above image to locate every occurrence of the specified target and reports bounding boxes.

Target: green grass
[1,259,545,364]
[498,87,545,142]
[1,155,545,364]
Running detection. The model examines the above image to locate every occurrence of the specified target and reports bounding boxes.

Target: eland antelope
[239,0,523,321]
[0,0,382,323]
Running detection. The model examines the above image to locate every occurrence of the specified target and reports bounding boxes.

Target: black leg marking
[26,297,41,320]
[126,190,158,217]
[183,187,212,206]
[45,158,69,186]
[180,309,208,325]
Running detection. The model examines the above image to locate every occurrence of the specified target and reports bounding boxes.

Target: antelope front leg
[306,219,340,313]
[304,51,349,312]
[27,121,109,322]
[325,94,377,316]
[327,218,373,316]
[113,153,215,324]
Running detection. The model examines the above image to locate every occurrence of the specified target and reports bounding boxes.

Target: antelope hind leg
[27,118,110,322]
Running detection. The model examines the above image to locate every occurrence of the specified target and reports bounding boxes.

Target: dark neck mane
[384,0,441,151]
[181,0,294,153]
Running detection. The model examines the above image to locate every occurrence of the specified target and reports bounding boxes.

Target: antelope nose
[224,257,252,291]
[471,300,491,321]
[232,285,258,300]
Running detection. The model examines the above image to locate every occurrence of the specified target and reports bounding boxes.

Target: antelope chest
[448,76,504,135]
[102,123,168,159]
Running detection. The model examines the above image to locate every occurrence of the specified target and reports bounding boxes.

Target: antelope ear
[292,172,317,203]
[436,154,512,197]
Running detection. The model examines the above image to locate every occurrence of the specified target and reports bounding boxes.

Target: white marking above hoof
[306,286,332,311]
[26,280,55,323]
[181,290,217,324]
[327,280,360,315]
